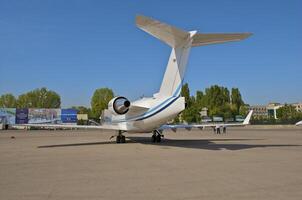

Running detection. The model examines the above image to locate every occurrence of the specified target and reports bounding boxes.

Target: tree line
[176,83,247,123]
[0,85,248,122]
[72,88,114,120]
[0,88,61,108]
[0,87,114,121]
[1,85,301,124]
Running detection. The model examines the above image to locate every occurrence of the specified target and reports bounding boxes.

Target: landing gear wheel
[151,130,162,143]
[156,134,161,142]
[121,135,126,143]
[116,135,121,143]
[152,134,156,143]
[116,130,126,144]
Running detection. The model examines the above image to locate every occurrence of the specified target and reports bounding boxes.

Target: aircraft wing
[160,110,253,131]
[296,120,302,126]
[12,123,120,130]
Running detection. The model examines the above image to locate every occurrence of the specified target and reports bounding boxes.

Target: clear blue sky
[0,0,301,107]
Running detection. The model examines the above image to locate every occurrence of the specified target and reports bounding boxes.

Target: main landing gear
[152,130,163,143]
[114,130,164,144]
[116,130,126,143]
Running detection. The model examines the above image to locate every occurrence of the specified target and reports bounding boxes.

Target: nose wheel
[152,130,163,143]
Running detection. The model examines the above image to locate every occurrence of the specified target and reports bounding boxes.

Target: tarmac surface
[0,127,302,200]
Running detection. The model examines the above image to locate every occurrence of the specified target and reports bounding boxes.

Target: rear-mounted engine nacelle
[108,96,131,115]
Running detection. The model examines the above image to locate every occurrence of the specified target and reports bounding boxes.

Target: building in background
[249,105,267,117]
[249,103,282,119]
[267,103,283,119]
[291,102,302,112]
[77,114,88,125]
[199,107,208,117]
[249,102,301,119]
[77,114,88,121]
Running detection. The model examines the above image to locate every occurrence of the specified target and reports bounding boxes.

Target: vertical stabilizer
[136,15,195,97]
[158,34,195,97]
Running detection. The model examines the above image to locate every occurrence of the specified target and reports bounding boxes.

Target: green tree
[72,106,93,119]
[17,88,60,108]
[179,84,202,123]
[203,85,231,118]
[277,104,302,123]
[175,84,247,123]
[195,90,205,110]
[182,106,200,123]
[181,83,192,107]
[231,88,244,115]
[239,104,249,116]
[0,93,17,107]
[220,103,233,120]
[71,106,89,114]
[91,88,114,119]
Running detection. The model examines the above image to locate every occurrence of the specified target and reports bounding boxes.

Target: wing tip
[243,110,253,125]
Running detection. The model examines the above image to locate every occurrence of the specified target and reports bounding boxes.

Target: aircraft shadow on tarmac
[126,137,302,150]
[38,137,302,150]
[38,140,135,148]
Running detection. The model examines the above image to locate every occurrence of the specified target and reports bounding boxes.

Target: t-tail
[136,15,252,97]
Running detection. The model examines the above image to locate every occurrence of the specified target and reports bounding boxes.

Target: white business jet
[21,15,253,143]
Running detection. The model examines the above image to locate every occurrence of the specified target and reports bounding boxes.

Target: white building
[267,103,283,119]
[249,105,267,117]
[291,102,302,112]
[249,102,302,119]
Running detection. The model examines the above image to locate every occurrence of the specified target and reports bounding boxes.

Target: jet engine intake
[108,96,131,115]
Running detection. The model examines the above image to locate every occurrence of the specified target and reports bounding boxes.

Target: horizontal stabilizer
[136,15,189,48]
[136,15,252,48]
[192,33,252,47]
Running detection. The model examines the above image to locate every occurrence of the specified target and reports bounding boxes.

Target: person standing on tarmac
[216,127,221,134]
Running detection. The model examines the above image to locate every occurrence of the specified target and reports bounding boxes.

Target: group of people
[213,126,227,134]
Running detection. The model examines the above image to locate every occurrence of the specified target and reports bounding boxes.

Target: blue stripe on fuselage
[135,95,179,121]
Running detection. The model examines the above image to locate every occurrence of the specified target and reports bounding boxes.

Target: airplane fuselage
[105,95,185,133]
